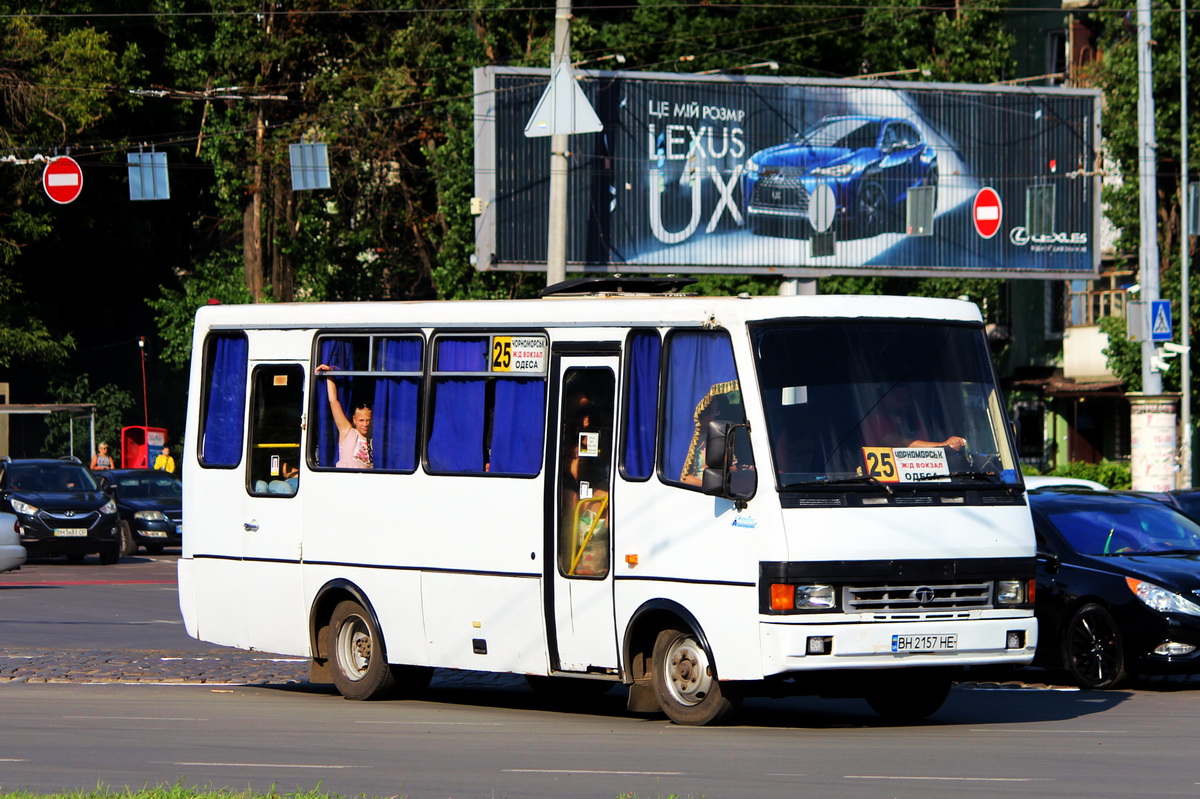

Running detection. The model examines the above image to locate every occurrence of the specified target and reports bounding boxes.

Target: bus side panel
[179,557,247,650]
[612,478,782,682]
[303,564,428,667]
[420,572,545,673]
[300,473,548,674]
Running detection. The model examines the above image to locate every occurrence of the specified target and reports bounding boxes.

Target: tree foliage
[42,373,136,461]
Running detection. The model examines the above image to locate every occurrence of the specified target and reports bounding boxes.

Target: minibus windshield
[750,320,1019,489]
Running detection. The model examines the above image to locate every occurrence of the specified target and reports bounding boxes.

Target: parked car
[742,114,937,239]
[0,457,121,564]
[0,510,26,573]
[95,468,183,556]
[1024,474,1108,491]
[1030,489,1200,688]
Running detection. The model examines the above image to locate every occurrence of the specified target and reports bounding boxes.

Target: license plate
[53,528,88,537]
[892,633,957,652]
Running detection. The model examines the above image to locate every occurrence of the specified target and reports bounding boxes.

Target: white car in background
[0,511,26,573]
[1023,474,1108,491]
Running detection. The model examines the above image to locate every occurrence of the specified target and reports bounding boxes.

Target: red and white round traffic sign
[42,156,83,205]
[971,187,1002,239]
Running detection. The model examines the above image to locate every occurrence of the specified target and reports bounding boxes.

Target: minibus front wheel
[651,626,741,725]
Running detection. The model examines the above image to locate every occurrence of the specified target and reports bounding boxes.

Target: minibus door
[241,361,306,654]
[550,358,620,673]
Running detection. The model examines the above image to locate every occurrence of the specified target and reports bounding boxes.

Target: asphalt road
[5,553,1200,798]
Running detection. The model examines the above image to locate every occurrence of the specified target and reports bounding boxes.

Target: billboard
[474,67,1102,279]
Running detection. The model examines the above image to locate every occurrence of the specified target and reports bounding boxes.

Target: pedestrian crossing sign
[1151,300,1172,342]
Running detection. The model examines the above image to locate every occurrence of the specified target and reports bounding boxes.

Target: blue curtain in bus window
[428,338,487,472]
[624,330,661,479]
[202,335,248,467]
[663,331,738,483]
[372,337,422,471]
[317,338,355,468]
[489,378,545,475]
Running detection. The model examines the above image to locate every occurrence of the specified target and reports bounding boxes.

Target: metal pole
[546,0,571,287]
[1181,0,1193,488]
[1139,0,1163,396]
[139,336,149,429]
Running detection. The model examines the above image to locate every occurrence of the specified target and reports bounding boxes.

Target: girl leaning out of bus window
[315,363,373,469]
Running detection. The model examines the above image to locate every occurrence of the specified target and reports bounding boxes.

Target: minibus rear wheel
[329,599,397,700]
[651,625,741,725]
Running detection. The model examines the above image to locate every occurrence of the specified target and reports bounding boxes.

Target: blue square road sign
[1151,299,1173,342]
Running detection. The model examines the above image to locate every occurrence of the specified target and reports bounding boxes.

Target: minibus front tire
[651,626,741,725]
[328,599,398,700]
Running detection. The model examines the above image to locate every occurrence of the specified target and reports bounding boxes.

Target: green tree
[43,374,136,461]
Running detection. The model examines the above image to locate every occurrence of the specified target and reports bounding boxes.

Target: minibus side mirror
[701,420,757,503]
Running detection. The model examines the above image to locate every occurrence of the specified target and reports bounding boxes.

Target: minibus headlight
[996,579,1027,604]
[795,584,836,610]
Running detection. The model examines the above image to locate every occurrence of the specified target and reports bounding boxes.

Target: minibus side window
[621,329,661,480]
[199,333,248,468]
[660,329,752,487]
[313,334,423,472]
[427,335,546,476]
[248,364,304,496]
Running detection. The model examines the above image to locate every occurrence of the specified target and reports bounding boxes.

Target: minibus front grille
[843,581,994,613]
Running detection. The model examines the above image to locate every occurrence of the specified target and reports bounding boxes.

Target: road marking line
[846,776,1052,782]
[170,762,357,769]
[505,769,686,776]
[970,728,1126,734]
[0,759,29,762]
[357,721,502,726]
[65,716,206,721]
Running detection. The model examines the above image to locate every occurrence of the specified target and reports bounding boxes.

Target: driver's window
[247,364,304,497]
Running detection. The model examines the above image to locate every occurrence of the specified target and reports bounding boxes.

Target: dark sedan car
[1031,489,1200,688]
[96,469,183,556]
[0,457,121,564]
[742,114,937,240]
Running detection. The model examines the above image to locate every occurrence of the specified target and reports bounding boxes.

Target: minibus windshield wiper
[787,475,893,492]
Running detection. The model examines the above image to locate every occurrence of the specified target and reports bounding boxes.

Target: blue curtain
[623,330,660,479]
[372,337,422,471]
[428,339,488,472]
[317,338,355,467]
[202,335,248,467]
[663,331,738,482]
[489,378,545,475]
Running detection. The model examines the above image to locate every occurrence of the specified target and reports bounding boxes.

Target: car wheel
[1063,603,1127,689]
[853,180,889,238]
[865,670,952,722]
[98,544,120,566]
[328,599,398,700]
[650,625,741,725]
[118,521,137,557]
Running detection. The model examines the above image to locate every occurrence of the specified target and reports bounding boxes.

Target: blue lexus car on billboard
[742,115,938,239]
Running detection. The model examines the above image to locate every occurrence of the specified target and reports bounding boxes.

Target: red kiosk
[121,425,168,469]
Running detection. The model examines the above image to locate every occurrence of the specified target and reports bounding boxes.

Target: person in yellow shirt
[153,445,176,473]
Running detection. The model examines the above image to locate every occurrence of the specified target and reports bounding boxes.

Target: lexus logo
[911,586,936,605]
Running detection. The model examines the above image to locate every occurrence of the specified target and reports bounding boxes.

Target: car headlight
[134,510,167,522]
[10,499,38,515]
[101,499,117,515]
[811,163,855,177]
[1126,577,1200,617]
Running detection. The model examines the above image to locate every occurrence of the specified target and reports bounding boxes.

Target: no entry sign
[42,156,83,204]
[972,187,1002,239]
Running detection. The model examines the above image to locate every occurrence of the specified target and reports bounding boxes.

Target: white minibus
[179,278,1036,725]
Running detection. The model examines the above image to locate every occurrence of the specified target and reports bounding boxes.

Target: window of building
[427,333,547,476]
[199,333,248,468]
